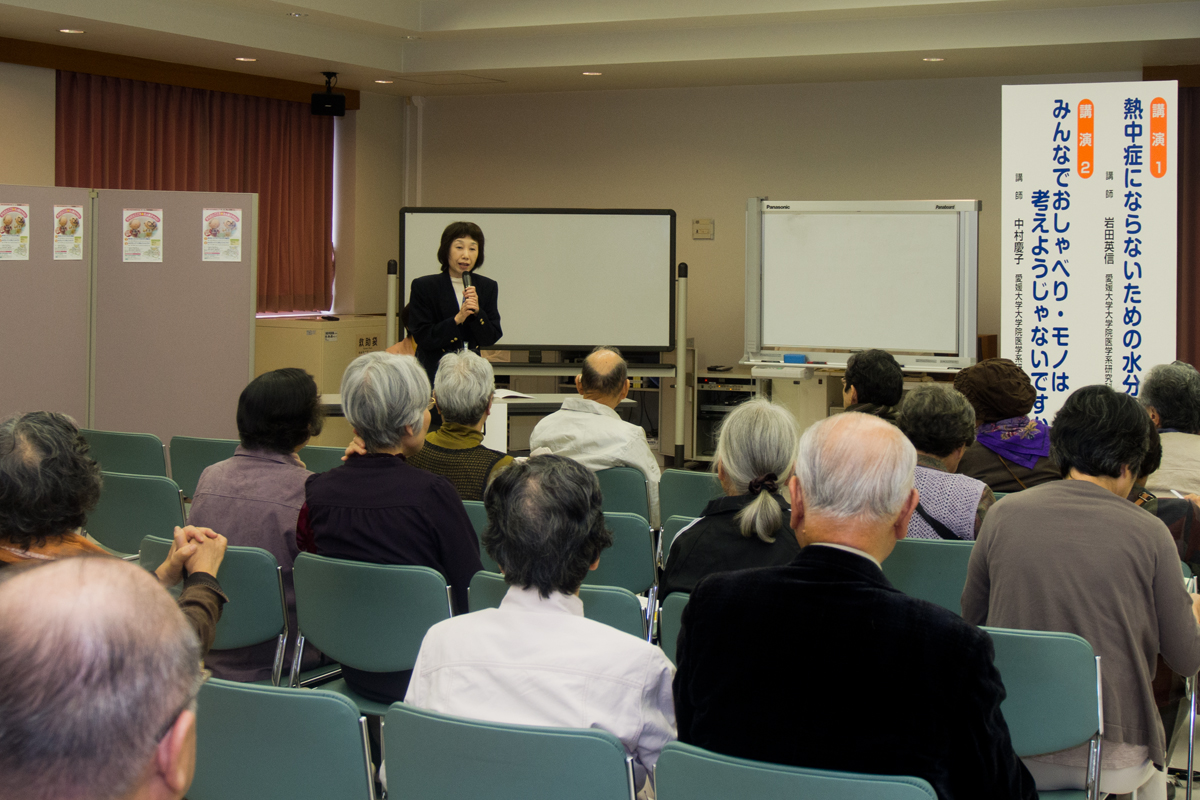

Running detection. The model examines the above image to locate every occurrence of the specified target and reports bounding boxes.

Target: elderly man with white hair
[0,557,205,800]
[672,412,1036,800]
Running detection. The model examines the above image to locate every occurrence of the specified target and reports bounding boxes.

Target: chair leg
[644,585,658,643]
[360,715,379,800]
[270,633,286,687]
[288,634,306,689]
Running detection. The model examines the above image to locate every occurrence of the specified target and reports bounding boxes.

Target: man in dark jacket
[673,411,1036,800]
[842,348,904,421]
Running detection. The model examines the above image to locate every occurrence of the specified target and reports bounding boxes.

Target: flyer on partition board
[1000,80,1177,421]
[53,205,84,261]
[123,209,163,263]
[0,204,30,260]
[201,208,242,262]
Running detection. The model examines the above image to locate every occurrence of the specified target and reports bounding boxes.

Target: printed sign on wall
[201,208,242,262]
[0,204,30,260]
[54,205,84,261]
[1001,81,1178,420]
[123,209,164,262]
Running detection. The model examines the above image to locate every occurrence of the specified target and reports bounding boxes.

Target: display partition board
[743,199,979,370]
[0,184,93,424]
[93,190,257,446]
[401,208,675,351]
[1000,81,1177,420]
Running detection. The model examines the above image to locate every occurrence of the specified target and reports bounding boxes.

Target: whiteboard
[402,208,674,350]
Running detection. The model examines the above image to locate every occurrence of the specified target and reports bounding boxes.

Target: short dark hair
[237,369,324,454]
[844,349,904,407]
[437,221,485,273]
[896,384,977,458]
[482,455,613,597]
[580,346,627,397]
[1140,361,1200,434]
[1051,385,1150,479]
[0,412,102,550]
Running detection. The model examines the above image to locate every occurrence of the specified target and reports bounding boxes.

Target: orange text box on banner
[1150,97,1167,178]
[1078,98,1094,178]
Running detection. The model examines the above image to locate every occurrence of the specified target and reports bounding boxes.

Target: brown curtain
[1178,86,1200,364]
[55,71,334,312]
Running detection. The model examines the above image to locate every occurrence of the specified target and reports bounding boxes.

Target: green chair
[299,444,348,473]
[654,741,937,800]
[463,500,500,572]
[659,469,722,521]
[880,538,974,615]
[168,436,238,500]
[88,472,185,557]
[141,535,290,686]
[983,627,1103,800]
[191,678,376,800]
[658,591,688,666]
[993,491,1010,500]
[596,466,651,522]
[81,428,167,477]
[384,702,636,800]
[661,515,699,557]
[290,553,452,715]
[468,571,646,638]
[588,512,655,594]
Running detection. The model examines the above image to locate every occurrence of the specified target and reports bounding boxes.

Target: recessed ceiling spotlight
[59,29,84,34]
[923,57,944,62]
[287,12,308,17]
[402,35,421,40]
[375,79,394,84]
[582,71,602,76]
[235,57,257,62]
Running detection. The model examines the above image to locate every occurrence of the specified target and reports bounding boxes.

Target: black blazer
[673,546,1036,800]
[408,271,502,384]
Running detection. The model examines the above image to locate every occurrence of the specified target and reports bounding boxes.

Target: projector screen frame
[400,206,677,353]
[742,198,980,371]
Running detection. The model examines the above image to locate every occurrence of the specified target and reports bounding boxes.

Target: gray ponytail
[712,399,801,543]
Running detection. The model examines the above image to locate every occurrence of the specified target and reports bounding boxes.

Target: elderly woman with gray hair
[896,384,996,540]
[296,351,483,704]
[660,399,801,597]
[1140,361,1200,496]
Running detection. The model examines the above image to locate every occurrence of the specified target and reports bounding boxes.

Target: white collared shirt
[405,585,677,787]
[807,542,883,569]
[529,395,662,526]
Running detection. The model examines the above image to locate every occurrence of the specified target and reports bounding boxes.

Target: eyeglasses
[155,667,211,742]
[427,394,437,411]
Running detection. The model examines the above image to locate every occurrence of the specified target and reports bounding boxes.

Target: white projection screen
[401,208,675,351]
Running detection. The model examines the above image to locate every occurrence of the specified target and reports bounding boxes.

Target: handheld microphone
[462,272,473,289]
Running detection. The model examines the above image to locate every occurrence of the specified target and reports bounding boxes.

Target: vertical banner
[1001,81,1177,420]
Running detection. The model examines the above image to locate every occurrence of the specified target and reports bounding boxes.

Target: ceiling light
[402,35,421,40]
[582,72,602,76]
[287,12,307,17]
[235,57,257,62]
[375,79,394,84]
[923,57,944,62]
[59,29,84,34]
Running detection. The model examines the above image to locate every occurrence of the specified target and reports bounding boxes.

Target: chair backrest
[292,553,451,672]
[983,627,1102,757]
[81,428,167,477]
[299,445,348,474]
[140,535,286,651]
[168,436,239,500]
[654,742,937,800]
[658,592,689,665]
[586,512,655,594]
[88,472,186,556]
[463,500,500,572]
[384,702,635,800]
[662,516,698,555]
[993,491,1009,500]
[469,570,646,639]
[596,467,650,521]
[659,469,722,521]
[880,538,974,615]
[191,678,375,800]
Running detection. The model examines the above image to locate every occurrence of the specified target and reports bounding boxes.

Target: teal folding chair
[300,445,349,474]
[290,554,452,716]
[168,436,238,501]
[658,591,688,666]
[880,538,974,615]
[141,535,290,686]
[589,511,657,640]
[468,571,646,638]
[596,467,651,522]
[87,472,186,557]
[81,428,167,477]
[654,741,936,800]
[659,469,722,521]
[463,500,500,572]
[661,515,699,558]
[191,678,376,800]
[984,627,1103,800]
[384,702,636,800]
[993,491,1010,500]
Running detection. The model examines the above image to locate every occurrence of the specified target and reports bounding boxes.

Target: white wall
[0,63,57,187]
[417,71,1139,368]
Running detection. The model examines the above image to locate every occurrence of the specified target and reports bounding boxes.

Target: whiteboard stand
[673,262,688,467]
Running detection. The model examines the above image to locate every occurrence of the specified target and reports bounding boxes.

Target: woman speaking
[407,221,503,389]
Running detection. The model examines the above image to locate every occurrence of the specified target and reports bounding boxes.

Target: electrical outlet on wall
[692,218,714,239]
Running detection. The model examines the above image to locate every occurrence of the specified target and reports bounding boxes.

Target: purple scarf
[976,416,1051,470]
